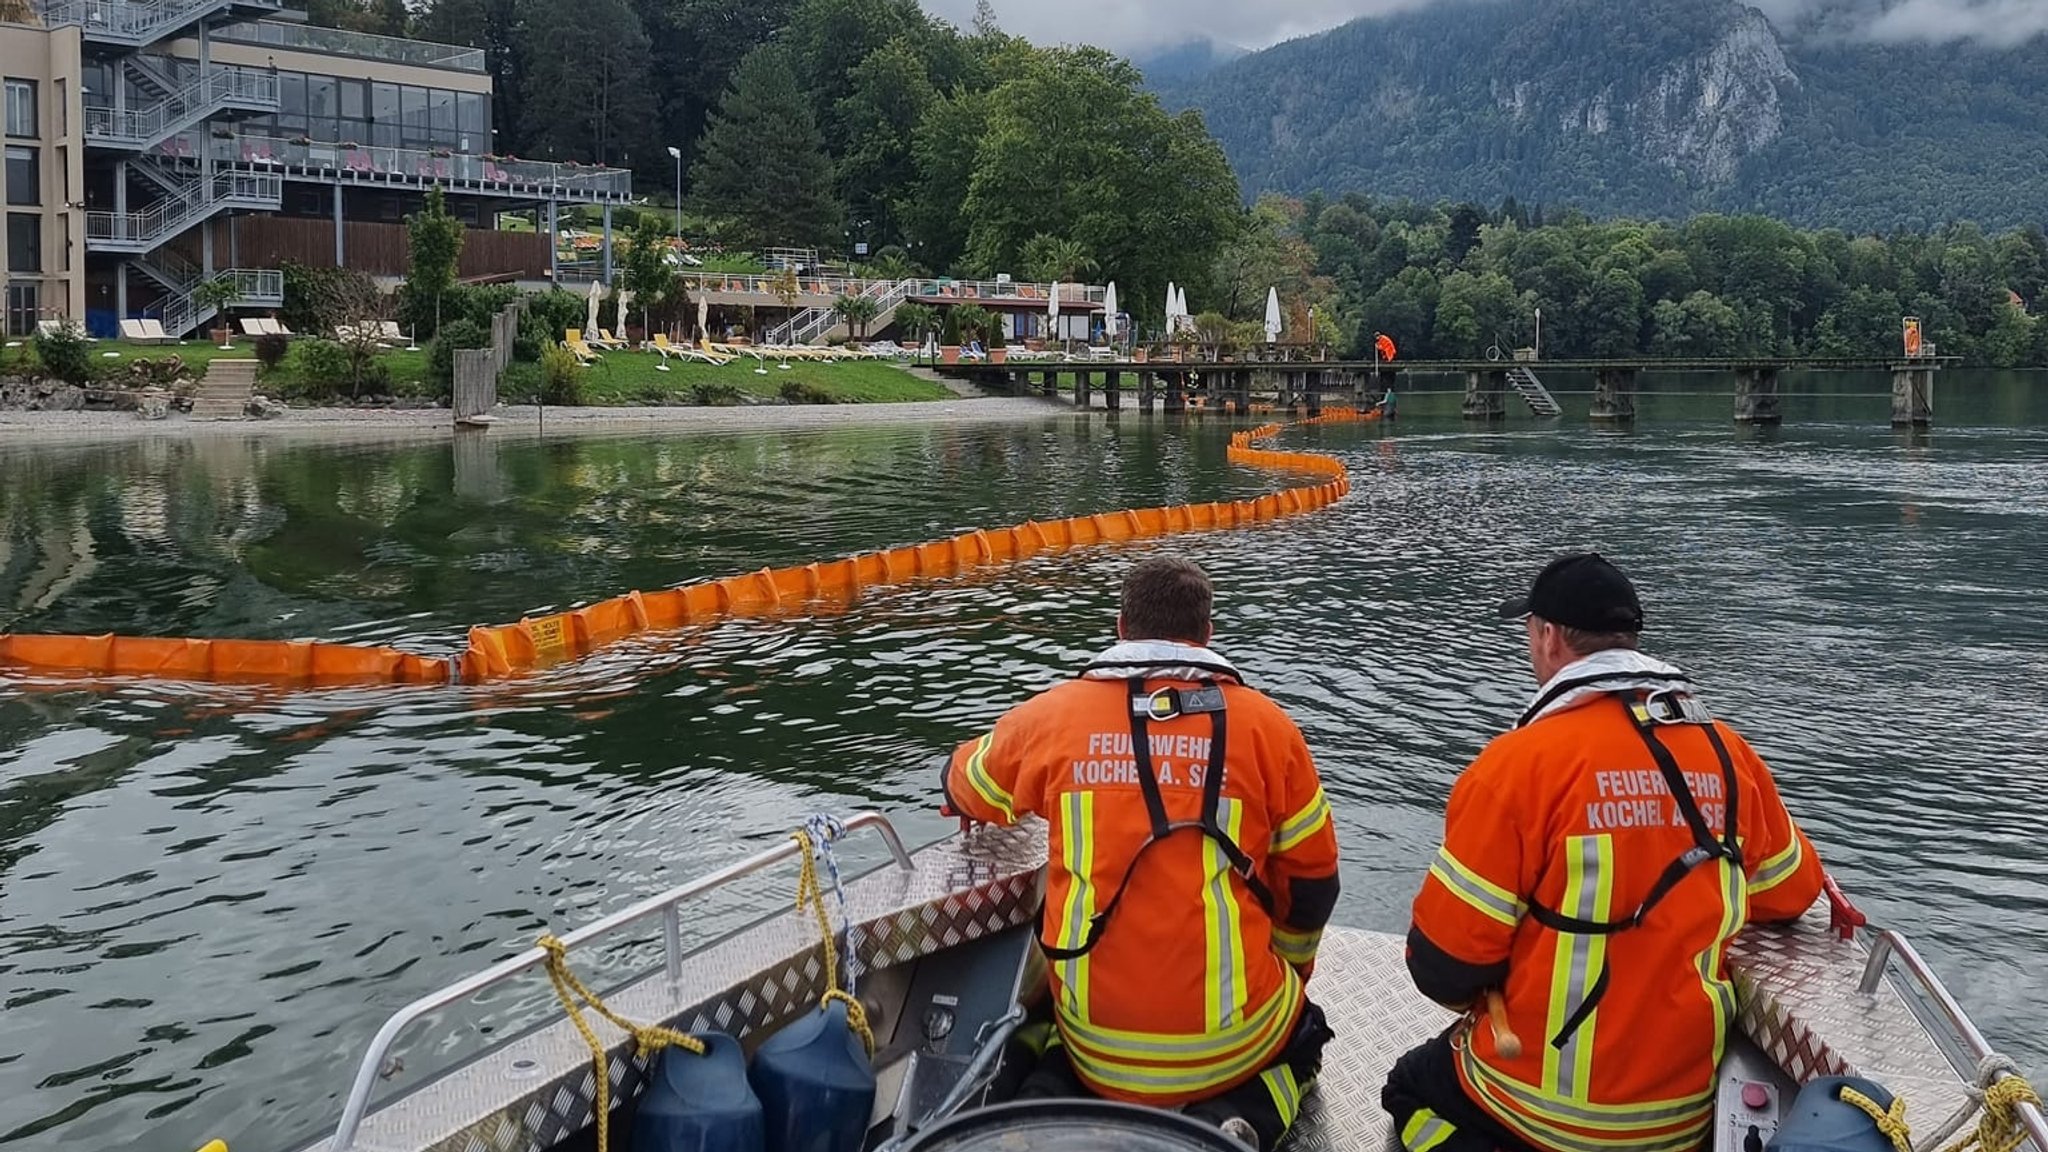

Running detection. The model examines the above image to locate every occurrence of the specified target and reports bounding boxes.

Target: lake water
[2,371,2044,1151]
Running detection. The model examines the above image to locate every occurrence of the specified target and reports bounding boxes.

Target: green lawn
[51,337,947,406]
[518,349,952,406]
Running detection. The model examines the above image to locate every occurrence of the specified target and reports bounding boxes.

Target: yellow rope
[1941,1076,2045,1152]
[1841,1086,1913,1152]
[792,828,876,1055]
[538,934,707,1152]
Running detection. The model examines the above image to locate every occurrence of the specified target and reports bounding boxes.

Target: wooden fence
[205,217,551,280]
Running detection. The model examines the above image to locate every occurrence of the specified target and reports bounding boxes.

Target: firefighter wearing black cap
[1383,554,1825,1152]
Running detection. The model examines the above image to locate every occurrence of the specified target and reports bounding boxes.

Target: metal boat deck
[304,817,2027,1152]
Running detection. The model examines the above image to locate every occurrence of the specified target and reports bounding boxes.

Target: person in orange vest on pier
[1384,553,1825,1152]
[943,556,1342,1151]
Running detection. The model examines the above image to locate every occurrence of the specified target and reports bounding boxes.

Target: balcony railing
[83,65,279,149]
[86,169,282,247]
[35,0,280,44]
[680,273,1105,306]
[213,19,487,73]
[156,132,631,202]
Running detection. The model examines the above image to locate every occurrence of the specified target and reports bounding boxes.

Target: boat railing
[328,811,916,1152]
[1861,927,2048,1148]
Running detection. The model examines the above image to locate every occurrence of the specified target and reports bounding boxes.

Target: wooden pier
[941,354,1951,427]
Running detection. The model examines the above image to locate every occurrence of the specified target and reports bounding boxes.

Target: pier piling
[1891,364,1935,427]
[1462,369,1506,421]
[1734,367,1782,425]
[1591,367,1638,422]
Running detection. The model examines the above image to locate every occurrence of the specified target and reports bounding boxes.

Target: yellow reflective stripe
[1203,798,1249,1030]
[1062,975,1301,1096]
[1402,1109,1457,1152]
[1698,856,1746,1066]
[1056,791,1095,1024]
[1272,787,1331,852]
[1746,835,1804,895]
[962,733,1016,821]
[1462,1047,1715,1128]
[1272,925,1322,966]
[1544,835,1614,1101]
[1059,962,1300,1068]
[1428,846,1524,926]
[1261,1064,1303,1129]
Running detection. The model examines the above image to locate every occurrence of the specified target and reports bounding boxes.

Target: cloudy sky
[918,0,2048,54]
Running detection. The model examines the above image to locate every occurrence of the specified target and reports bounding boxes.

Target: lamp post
[665,145,682,240]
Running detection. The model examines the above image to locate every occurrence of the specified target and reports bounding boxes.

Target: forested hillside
[1156,0,2048,231]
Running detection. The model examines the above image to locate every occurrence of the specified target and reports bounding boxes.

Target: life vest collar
[1079,640,1244,686]
[1519,649,1697,728]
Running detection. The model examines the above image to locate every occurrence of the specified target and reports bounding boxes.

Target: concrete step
[189,359,259,421]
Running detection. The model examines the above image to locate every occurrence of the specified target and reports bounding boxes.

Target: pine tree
[692,46,843,250]
[510,0,658,169]
[375,0,409,36]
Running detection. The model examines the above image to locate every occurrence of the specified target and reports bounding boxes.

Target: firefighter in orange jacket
[944,556,1342,1151]
[1385,554,1825,1152]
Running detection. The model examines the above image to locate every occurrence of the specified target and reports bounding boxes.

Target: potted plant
[193,277,241,348]
[986,315,1008,364]
[939,308,962,365]
[951,304,991,361]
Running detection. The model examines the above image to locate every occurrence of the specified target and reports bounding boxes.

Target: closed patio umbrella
[1265,287,1283,344]
[585,279,601,336]
[1103,282,1119,341]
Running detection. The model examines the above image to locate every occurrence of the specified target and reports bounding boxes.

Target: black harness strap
[1040,676,1271,962]
[1524,690,1745,1048]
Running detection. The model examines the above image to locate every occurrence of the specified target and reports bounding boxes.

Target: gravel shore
[0,396,1083,446]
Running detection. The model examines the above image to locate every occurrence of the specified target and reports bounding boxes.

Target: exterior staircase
[87,169,282,252]
[188,359,257,420]
[766,278,911,345]
[35,0,282,47]
[83,65,279,151]
[1506,366,1564,417]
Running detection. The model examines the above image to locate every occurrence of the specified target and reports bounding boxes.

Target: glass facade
[245,74,489,151]
[78,58,491,154]
[5,80,34,138]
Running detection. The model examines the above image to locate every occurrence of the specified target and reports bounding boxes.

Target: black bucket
[901,1100,1247,1152]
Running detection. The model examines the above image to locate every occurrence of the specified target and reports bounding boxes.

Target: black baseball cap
[1498,553,1645,633]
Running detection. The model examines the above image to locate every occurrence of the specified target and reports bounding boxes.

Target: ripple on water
[0,412,2045,1151]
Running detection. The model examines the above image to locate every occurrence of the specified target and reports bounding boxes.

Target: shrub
[253,332,290,370]
[690,381,742,406]
[125,356,191,387]
[951,304,992,345]
[32,326,95,385]
[895,301,938,344]
[940,307,961,347]
[538,341,587,406]
[286,338,352,398]
[427,318,490,390]
[779,380,835,405]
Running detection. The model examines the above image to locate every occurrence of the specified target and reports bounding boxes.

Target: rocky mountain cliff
[1155,0,2048,228]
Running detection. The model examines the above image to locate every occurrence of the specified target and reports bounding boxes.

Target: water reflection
[0,375,2045,1151]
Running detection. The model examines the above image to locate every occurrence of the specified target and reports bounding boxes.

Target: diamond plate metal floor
[1290,927,1453,1151]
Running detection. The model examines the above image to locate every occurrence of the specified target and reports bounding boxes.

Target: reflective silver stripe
[1273,788,1330,852]
[1465,1046,1714,1129]
[1428,846,1524,926]
[1552,835,1613,1100]
[1210,798,1242,1029]
[1402,1111,1455,1151]
[1746,836,1803,894]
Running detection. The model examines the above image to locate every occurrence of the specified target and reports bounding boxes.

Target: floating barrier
[0,414,1375,689]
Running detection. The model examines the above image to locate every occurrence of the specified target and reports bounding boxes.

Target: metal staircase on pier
[1507,366,1563,417]
[35,0,282,48]
[766,278,911,345]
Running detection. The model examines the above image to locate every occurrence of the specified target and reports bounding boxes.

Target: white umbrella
[1166,281,1178,333]
[615,287,630,338]
[1048,281,1061,343]
[584,279,601,336]
[1265,287,1283,344]
[697,295,710,344]
[1103,282,1119,339]
[1177,286,1190,327]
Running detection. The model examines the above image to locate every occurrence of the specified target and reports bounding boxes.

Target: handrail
[329,811,915,1151]
[84,65,278,147]
[213,18,487,72]
[174,132,632,200]
[85,170,281,245]
[1859,928,2048,1150]
[35,0,278,42]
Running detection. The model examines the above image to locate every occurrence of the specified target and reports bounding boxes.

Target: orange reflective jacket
[1407,654,1823,1152]
[945,641,1341,1108]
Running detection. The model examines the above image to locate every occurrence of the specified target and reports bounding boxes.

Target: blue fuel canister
[631,1033,765,1152]
[748,1000,876,1152]
[1768,1076,1903,1152]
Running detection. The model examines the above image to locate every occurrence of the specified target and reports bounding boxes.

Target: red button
[1742,1083,1772,1111]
